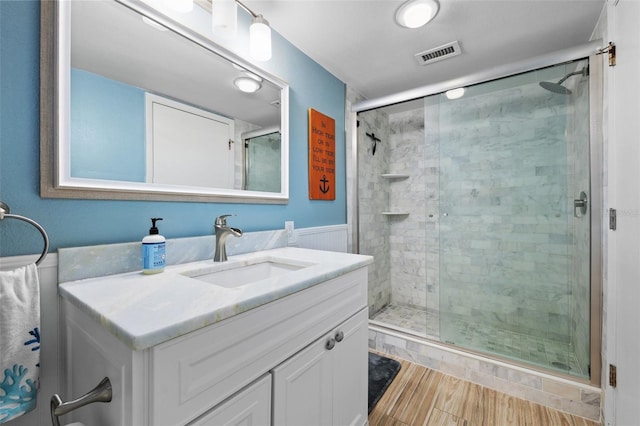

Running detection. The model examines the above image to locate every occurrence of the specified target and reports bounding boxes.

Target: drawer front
[150,267,367,425]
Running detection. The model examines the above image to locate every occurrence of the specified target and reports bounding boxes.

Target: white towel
[0,264,40,424]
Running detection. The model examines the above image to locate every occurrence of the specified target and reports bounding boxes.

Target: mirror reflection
[243,127,281,192]
[47,0,288,202]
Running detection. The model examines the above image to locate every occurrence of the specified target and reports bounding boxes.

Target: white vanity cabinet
[60,265,369,426]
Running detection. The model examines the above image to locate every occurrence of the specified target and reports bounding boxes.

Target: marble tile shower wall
[435,83,573,344]
[387,108,434,312]
[358,108,392,315]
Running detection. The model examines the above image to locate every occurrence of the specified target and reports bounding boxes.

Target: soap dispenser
[142,218,165,274]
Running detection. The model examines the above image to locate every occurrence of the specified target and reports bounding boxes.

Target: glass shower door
[244,130,281,192]
[436,60,591,378]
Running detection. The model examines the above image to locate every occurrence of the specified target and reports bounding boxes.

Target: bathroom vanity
[58,247,372,426]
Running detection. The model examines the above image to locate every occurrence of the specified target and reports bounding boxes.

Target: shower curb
[369,324,601,422]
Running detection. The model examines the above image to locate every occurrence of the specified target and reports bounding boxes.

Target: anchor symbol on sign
[319,175,330,194]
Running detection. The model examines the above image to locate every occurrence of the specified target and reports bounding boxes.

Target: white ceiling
[243,0,606,100]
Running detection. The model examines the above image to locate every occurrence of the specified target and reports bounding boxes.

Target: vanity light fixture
[445,87,465,100]
[249,14,272,61]
[212,0,237,39]
[165,0,194,13]
[234,74,262,93]
[395,0,439,29]
[211,0,272,61]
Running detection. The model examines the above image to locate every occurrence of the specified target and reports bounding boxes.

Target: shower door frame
[352,43,604,386]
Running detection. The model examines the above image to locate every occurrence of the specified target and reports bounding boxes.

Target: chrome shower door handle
[574,191,588,218]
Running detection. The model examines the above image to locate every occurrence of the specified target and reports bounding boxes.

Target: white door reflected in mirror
[146,94,234,189]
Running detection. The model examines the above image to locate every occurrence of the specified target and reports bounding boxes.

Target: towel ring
[0,202,49,266]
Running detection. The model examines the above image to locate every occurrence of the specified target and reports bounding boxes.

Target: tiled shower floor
[370,304,585,378]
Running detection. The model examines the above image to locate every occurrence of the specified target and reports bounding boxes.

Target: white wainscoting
[1,254,60,426]
[293,224,349,253]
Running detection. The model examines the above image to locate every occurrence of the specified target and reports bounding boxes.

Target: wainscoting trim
[294,224,348,253]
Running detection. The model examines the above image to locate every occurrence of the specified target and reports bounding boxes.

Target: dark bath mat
[368,352,401,414]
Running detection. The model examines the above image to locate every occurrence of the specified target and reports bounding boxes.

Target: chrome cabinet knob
[335,331,344,342]
[326,338,336,350]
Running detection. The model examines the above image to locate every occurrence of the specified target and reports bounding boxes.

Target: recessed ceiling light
[396,0,440,29]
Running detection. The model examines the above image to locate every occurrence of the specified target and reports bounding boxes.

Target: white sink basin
[181,259,312,288]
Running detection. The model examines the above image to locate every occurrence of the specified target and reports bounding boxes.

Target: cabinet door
[272,334,333,426]
[272,308,368,426]
[188,374,271,426]
[332,308,368,426]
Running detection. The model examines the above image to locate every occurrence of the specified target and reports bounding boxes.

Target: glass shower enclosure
[360,59,595,379]
[243,128,281,192]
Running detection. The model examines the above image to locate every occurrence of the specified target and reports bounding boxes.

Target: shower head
[539,81,572,95]
[539,66,589,95]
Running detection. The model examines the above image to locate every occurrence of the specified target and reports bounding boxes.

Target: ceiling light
[212,0,237,39]
[445,87,465,100]
[250,15,272,61]
[164,0,193,13]
[234,75,262,93]
[395,0,439,29]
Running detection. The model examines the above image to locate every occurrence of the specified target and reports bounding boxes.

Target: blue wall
[71,68,146,182]
[0,1,346,257]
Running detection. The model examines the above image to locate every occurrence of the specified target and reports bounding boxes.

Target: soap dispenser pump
[142,217,165,274]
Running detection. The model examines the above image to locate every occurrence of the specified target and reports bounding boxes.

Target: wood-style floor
[368,352,600,426]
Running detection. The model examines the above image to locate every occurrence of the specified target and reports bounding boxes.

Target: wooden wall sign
[308,108,336,200]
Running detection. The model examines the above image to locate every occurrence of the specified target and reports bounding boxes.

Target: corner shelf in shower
[381,211,410,216]
[381,173,410,179]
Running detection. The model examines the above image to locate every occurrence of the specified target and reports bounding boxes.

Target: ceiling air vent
[414,41,462,66]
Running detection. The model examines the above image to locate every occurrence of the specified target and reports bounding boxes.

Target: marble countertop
[58,247,373,351]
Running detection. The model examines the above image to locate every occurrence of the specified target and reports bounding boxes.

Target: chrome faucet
[214,214,243,262]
